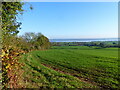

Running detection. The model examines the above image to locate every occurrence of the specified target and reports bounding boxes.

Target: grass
[19,51,97,88]
[19,46,119,88]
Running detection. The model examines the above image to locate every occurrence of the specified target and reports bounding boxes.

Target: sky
[22,0,119,2]
[18,2,118,39]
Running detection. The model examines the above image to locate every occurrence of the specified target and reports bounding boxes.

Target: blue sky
[18,2,118,39]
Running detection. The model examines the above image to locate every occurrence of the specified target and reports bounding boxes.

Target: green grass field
[19,46,119,88]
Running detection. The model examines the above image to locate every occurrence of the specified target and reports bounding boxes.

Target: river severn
[49,38,119,42]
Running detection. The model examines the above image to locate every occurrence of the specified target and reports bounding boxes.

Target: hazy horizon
[49,37,118,39]
[48,37,118,39]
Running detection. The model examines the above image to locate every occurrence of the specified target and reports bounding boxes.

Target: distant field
[20,46,119,88]
[51,46,118,58]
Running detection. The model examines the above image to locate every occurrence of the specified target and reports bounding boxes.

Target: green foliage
[28,46,118,88]
[2,2,24,37]
[36,35,51,49]
[22,32,51,50]
[1,2,24,88]
[22,32,40,43]
[51,41,119,48]
[1,1,51,88]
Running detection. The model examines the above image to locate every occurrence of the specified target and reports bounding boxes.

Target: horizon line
[49,37,119,39]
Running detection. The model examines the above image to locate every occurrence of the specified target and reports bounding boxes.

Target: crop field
[20,46,119,88]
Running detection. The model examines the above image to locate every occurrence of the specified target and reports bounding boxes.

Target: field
[19,46,119,88]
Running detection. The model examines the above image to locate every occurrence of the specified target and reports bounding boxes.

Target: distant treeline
[51,41,120,48]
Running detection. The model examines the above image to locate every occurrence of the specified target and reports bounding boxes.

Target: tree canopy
[2,2,24,36]
[22,32,51,50]
[1,2,24,50]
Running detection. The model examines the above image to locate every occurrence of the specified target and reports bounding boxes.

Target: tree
[22,32,42,43]
[36,35,51,49]
[99,42,106,48]
[2,2,24,35]
[1,2,25,88]
[22,32,51,50]
[2,2,24,49]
